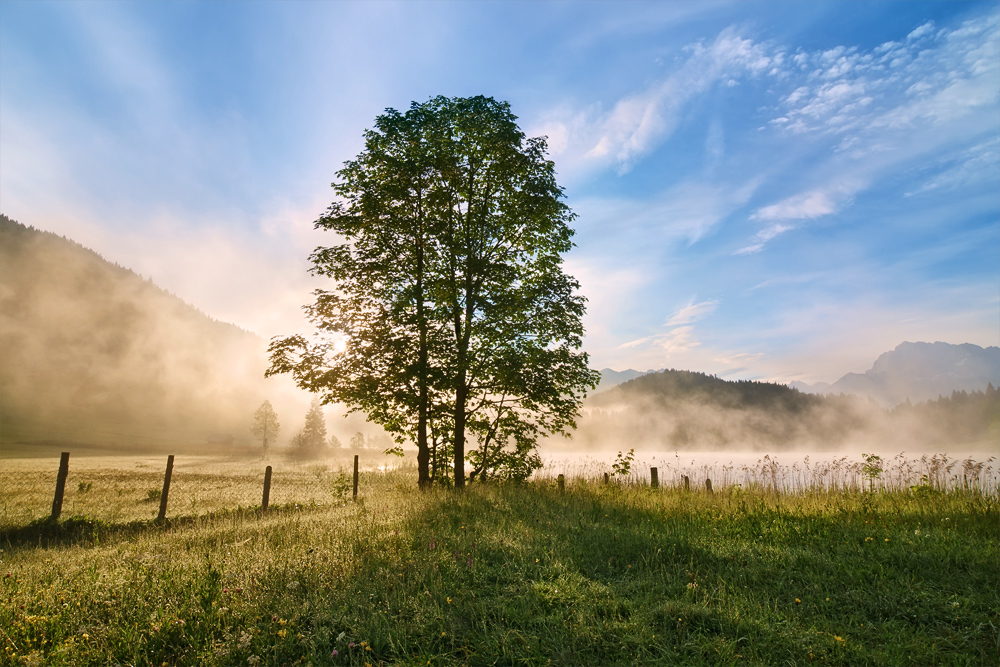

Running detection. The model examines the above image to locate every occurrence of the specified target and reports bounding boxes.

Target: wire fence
[3,449,998,530]
[0,452,403,530]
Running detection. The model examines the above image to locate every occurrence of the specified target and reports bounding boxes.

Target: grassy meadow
[1,453,998,666]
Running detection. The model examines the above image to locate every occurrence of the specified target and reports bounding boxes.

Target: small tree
[297,398,328,456]
[250,400,280,458]
[329,433,343,449]
[861,452,883,492]
[349,432,366,449]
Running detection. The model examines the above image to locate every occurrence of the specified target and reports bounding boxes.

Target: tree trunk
[453,367,467,489]
[415,199,431,490]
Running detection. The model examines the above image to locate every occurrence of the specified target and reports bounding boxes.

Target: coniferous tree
[298,398,327,455]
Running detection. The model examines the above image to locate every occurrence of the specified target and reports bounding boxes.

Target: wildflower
[884,538,889,542]
[795,598,801,604]
[331,650,338,657]
[429,540,436,550]
[447,597,452,604]
[247,657,261,666]
[287,581,300,590]
[348,642,356,648]
[834,636,845,643]
[277,629,287,638]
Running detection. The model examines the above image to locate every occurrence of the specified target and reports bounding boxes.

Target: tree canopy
[268,95,597,488]
[250,400,279,458]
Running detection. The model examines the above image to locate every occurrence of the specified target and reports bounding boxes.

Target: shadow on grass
[376,481,997,665]
[0,502,336,551]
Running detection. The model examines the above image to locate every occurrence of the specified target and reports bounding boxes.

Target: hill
[564,368,998,452]
[0,214,276,452]
[591,368,656,394]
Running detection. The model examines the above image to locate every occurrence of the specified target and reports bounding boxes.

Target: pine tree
[298,398,327,454]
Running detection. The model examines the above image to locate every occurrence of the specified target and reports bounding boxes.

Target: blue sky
[2,0,997,384]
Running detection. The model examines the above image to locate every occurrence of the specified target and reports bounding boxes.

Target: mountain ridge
[790,341,1000,407]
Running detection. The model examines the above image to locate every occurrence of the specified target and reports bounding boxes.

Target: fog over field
[0,215,381,454]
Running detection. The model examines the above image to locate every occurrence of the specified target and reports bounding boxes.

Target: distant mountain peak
[793,341,1000,407]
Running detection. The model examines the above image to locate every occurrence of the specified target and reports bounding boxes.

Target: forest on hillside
[0,215,272,449]
[568,369,999,451]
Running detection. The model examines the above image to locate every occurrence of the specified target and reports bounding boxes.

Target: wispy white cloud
[735,182,860,254]
[575,175,762,252]
[665,299,719,326]
[906,140,1000,196]
[733,223,795,256]
[620,325,700,354]
[750,190,838,222]
[533,27,783,177]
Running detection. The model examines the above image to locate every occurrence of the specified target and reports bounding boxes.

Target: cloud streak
[535,27,783,178]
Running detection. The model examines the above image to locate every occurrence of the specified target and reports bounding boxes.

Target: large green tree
[268,95,597,488]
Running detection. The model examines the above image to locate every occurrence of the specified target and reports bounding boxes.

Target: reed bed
[537,451,999,495]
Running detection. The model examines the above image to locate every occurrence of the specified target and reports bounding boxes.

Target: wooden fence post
[650,467,659,489]
[603,472,610,485]
[157,455,174,522]
[683,475,690,491]
[262,465,272,512]
[51,452,70,520]
[352,455,359,501]
[705,478,713,494]
[557,474,565,492]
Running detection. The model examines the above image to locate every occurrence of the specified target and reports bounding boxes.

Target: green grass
[2,458,998,666]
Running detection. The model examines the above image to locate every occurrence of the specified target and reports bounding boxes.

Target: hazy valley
[2,214,997,462]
